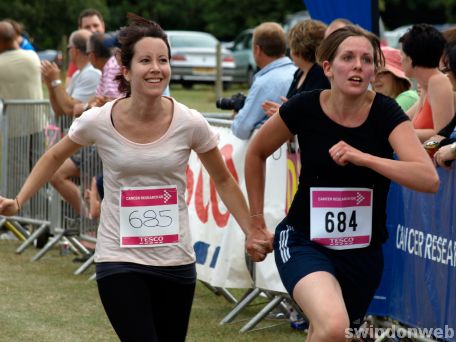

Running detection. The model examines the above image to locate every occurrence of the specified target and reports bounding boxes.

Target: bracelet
[251,213,264,217]
[15,197,21,211]
[51,79,62,88]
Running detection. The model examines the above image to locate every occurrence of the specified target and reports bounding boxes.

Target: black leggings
[97,272,196,342]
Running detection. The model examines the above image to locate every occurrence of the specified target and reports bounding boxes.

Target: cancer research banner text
[187,124,287,291]
[369,168,456,341]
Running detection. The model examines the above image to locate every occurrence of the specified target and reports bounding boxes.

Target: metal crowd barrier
[0,99,92,262]
[73,145,102,276]
[0,99,55,248]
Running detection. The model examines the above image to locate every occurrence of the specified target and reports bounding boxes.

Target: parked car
[228,29,257,85]
[166,30,235,89]
[283,10,311,33]
[36,49,63,68]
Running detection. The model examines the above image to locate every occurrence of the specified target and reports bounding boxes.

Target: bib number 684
[325,210,358,233]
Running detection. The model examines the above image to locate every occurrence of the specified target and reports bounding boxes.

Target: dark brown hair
[78,8,104,28]
[317,25,384,71]
[116,13,170,96]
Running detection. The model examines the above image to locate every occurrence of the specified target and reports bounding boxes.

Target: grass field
[0,240,306,342]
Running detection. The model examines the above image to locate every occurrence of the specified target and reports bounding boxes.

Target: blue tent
[303,0,379,35]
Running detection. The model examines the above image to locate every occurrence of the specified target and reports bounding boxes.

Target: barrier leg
[74,254,95,275]
[215,287,238,305]
[66,235,91,255]
[16,223,49,254]
[239,295,286,333]
[219,287,262,325]
[31,229,65,261]
[4,220,29,241]
[200,281,238,304]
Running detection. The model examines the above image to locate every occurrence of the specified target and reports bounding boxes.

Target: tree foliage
[1,0,455,49]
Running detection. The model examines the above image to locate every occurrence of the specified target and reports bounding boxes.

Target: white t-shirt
[68,97,219,266]
[67,63,101,103]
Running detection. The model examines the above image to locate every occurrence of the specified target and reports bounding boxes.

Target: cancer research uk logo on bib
[310,187,373,250]
[119,185,180,248]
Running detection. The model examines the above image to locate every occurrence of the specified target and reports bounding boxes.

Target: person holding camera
[231,22,296,140]
[244,26,439,341]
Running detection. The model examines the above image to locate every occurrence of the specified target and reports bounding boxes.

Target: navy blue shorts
[274,220,384,328]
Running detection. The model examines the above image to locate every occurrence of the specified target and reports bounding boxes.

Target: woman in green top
[372,46,418,112]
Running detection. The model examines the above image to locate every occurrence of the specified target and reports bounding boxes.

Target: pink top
[68,97,219,266]
[95,56,123,99]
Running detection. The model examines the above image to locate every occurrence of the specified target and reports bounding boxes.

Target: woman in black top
[245,26,438,341]
[262,19,330,117]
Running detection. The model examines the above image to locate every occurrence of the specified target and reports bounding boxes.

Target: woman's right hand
[245,216,274,262]
[0,197,19,216]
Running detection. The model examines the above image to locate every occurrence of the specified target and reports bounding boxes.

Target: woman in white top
[0,14,271,342]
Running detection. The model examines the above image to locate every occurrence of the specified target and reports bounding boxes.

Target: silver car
[166,30,235,89]
[229,29,257,85]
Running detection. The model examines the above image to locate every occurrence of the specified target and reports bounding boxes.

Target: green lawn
[0,240,306,341]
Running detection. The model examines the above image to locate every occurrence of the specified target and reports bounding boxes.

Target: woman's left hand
[329,140,368,167]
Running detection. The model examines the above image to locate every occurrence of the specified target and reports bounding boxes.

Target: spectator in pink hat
[372,46,418,111]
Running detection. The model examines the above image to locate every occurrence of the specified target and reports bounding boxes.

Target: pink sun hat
[380,46,411,86]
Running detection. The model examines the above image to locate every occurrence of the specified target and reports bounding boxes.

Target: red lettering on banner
[188,144,239,227]
[210,145,238,227]
[195,167,209,223]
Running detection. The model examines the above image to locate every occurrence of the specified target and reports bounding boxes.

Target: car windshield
[169,34,217,48]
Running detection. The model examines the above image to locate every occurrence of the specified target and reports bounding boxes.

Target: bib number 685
[128,209,172,229]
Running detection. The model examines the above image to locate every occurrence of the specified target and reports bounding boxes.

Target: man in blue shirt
[231,22,296,140]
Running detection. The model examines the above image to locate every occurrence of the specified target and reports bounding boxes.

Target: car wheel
[182,81,194,89]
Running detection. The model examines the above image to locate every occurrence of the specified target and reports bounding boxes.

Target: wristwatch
[51,79,62,88]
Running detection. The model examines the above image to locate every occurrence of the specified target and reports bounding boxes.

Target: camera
[216,92,246,112]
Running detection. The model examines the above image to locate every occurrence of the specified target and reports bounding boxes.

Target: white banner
[187,123,287,292]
